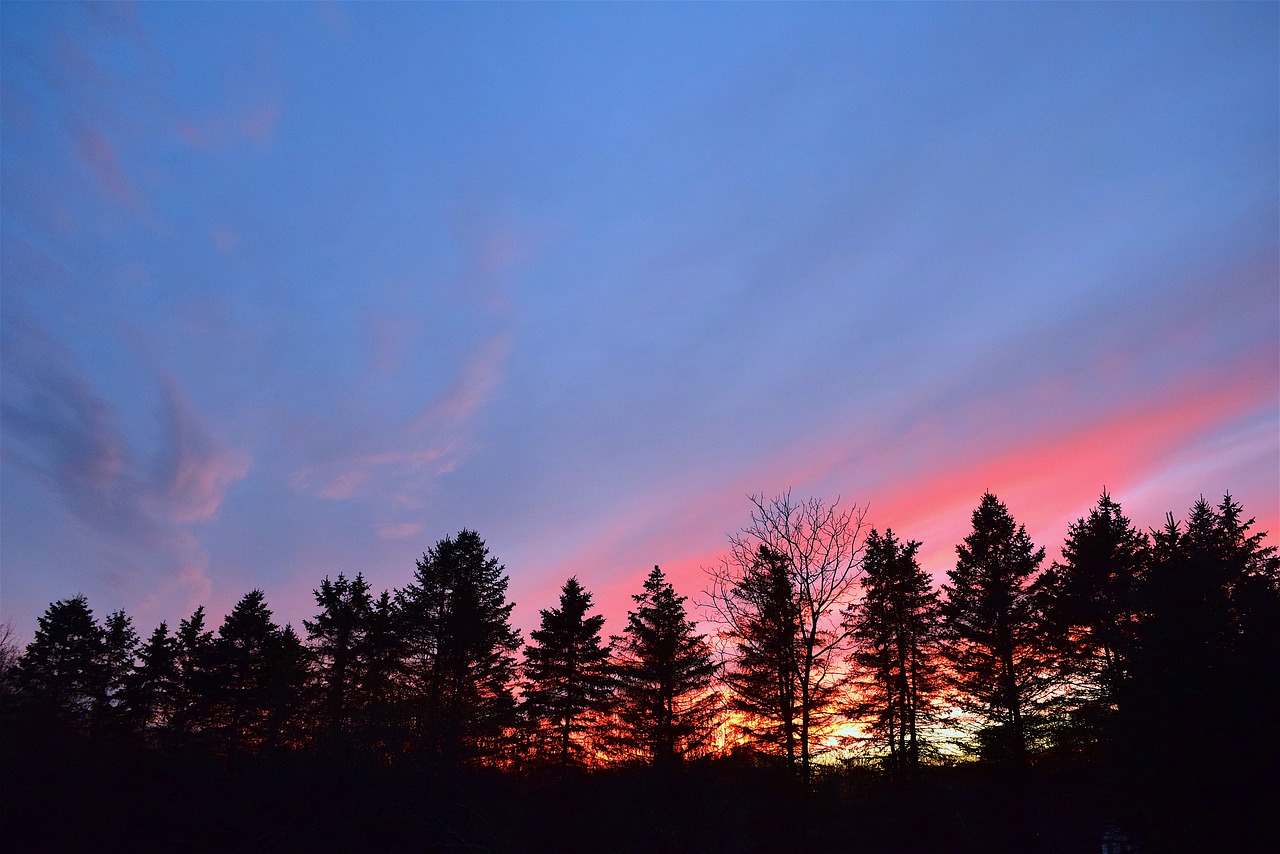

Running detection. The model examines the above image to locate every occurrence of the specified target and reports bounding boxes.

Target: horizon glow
[1,2,1276,645]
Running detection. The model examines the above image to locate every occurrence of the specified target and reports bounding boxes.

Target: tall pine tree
[397,530,522,764]
[940,493,1050,763]
[846,529,940,776]
[522,577,614,766]
[611,567,718,766]
[719,544,804,767]
[1037,490,1147,750]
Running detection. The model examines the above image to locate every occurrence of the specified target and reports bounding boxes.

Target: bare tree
[705,491,867,781]
[0,620,20,698]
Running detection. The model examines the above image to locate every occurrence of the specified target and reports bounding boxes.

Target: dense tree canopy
[6,494,1277,850]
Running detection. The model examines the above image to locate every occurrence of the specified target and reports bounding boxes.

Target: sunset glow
[2,2,1275,648]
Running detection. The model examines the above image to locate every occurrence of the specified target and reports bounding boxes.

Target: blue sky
[2,2,1276,642]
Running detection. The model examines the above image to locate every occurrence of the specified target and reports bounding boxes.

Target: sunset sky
[2,2,1276,643]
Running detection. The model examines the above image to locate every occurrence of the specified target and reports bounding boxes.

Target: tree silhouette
[304,572,375,745]
[522,577,614,766]
[845,528,940,777]
[940,493,1050,763]
[717,544,803,766]
[1124,495,1280,850]
[17,595,105,725]
[397,530,522,764]
[707,492,865,781]
[1037,490,1148,751]
[611,566,719,766]
[123,622,181,736]
[98,609,139,729]
[170,605,216,739]
[208,590,305,751]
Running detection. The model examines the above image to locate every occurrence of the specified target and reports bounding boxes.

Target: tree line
[4,488,1274,790]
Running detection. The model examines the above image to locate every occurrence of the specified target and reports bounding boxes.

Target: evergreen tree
[99,609,139,727]
[123,622,181,735]
[1037,491,1148,748]
[397,530,522,764]
[846,529,940,776]
[523,577,614,766]
[18,595,105,725]
[1125,495,1279,850]
[940,493,1050,763]
[171,605,216,738]
[209,590,295,751]
[304,572,374,744]
[706,493,866,781]
[719,544,804,767]
[611,566,718,766]
[358,590,409,756]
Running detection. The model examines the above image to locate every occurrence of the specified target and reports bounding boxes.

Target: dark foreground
[4,721,1275,854]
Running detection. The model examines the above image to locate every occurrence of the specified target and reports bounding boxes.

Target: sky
[2,2,1276,645]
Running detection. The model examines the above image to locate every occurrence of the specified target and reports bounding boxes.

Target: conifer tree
[397,530,522,764]
[171,605,216,738]
[18,595,106,725]
[611,566,718,765]
[304,572,375,744]
[209,590,295,751]
[123,622,181,735]
[846,529,940,776]
[1038,491,1148,742]
[99,609,139,727]
[1124,495,1279,849]
[718,544,804,766]
[523,577,614,766]
[940,493,1050,763]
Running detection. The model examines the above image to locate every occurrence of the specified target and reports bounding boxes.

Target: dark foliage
[396,529,522,765]
[846,528,942,776]
[610,566,719,765]
[522,577,614,765]
[940,493,1052,763]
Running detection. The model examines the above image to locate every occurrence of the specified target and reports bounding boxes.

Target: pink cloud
[378,522,424,541]
[157,377,250,524]
[413,332,514,428]
[240,100,280,145]
[74,124,142,210]
[320,469,366,500]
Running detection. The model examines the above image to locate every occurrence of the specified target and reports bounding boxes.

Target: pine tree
[1037,491,1147,748]
[304,572,375,744]
[611,566,718,766]
[846,529,940,776]
[123,622,181,735]
[18,595,105,725]
[940,493,1050,763]
[171,605,216,738]
[706,493,866,781]
[720,544,804,767]
[99,609,139,728]
[1125,495,1279,850]
[522,577,614,766]
[397,530,522,764]
[209,590,292,751]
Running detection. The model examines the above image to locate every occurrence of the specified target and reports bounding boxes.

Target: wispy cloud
[1,314,248,613]
[153,376,250,524]
[73,123,142,210]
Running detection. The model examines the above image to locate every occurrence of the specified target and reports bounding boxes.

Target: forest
[2,489,1276,853]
